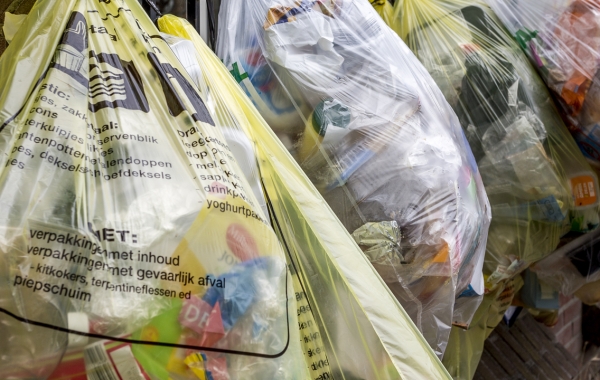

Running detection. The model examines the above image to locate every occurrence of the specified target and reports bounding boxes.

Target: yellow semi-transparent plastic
[158,14,451,380]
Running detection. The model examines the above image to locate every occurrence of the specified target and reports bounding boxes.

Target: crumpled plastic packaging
[374,0,600,376]
[378,0,600,301]
[217,0,491,358]
[484,0,600,172]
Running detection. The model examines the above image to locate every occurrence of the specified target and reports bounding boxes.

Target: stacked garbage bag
[375,0,600,377]
[485,0,600,169]
[0,0,450,379]
[484,0,600,311]
[217,0,491,358]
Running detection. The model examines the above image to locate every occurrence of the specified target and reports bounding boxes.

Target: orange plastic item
[571,174,598,206]
[555,0,600,114]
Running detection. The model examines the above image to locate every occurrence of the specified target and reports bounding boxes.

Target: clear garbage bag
[216,0,491,358]
[484,0,600,172]
[375,0,600,376]
[0,0,305,377]
[481,0,600,311]
[380,0,600,294]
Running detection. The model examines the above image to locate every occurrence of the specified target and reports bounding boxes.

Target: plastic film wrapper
[484,0,600,309]
[375,0,600,376]
[217,0,491,358]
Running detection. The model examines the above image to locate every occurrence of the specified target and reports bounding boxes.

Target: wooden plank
[514,321,575,379]
[519,322,574,379]
[520,313,556,341]
[487,332,537,380]
[519,317,579,377]
[484,335,526,379]
[507,322,561,379]
[478,349,511,380]
[495,324,552,379]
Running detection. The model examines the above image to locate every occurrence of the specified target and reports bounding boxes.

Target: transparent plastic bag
[379,0,600,295]
[473,0,600,313]
[158,14,451,379]
[217,0,491,358]
[375,0,600,376]
[484,0,600,172]
[531,229,600,305]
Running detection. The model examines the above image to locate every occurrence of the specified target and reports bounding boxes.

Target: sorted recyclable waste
[375,0,600,376]
[482,0,600,312]
[0,0,450,379]
[485,0,600,171]
[217,0,491,358]
[158,13,451,380]
[0,0,299,378]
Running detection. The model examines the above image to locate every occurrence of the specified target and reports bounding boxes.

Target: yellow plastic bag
[2,12,27,44]
[441,277,523,379]
[0,0,303,378]
[158,14,451,380]
[370,0,395,25]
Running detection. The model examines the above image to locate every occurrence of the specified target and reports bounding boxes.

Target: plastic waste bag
[376,0,599,376]
[441,277,523,379]
[0,0,311,378]
[217,0,491,358]
[2,12,27,44]
[0,0,449,378]
[370,0,395,25]
[480,0,600,307]
[531,229,600,306]
[381,0,600,294]
[158,14,451,379]
[484,0,600,171]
